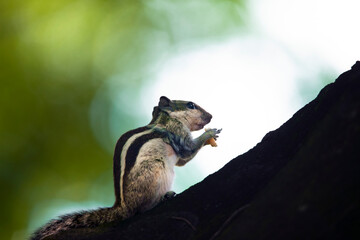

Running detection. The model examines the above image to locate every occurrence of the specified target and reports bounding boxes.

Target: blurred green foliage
[0,0,246,239]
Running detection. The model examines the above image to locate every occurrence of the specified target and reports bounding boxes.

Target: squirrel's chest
[135,139,178,190]
[159,142,178,193]
[135,138,179,169]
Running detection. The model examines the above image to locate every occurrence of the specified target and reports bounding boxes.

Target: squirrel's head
[151,96,212,131]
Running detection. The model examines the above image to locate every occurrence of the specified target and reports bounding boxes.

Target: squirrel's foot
[161,191,177,202]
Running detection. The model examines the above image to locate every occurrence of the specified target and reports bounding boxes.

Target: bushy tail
[31,207,126,240]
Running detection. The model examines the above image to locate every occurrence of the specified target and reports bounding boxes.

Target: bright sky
[138,0,360,192]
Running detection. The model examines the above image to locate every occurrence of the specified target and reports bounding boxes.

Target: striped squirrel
[31,96,221,240]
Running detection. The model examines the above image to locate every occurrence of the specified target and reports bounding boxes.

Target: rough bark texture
[52,62,360,240]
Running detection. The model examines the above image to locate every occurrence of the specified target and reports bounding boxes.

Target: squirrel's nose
[204,113,212,123]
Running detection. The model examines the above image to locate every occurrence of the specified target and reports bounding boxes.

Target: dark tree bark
[53,62,360,240]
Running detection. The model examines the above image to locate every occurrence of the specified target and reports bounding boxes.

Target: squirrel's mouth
[190,122,206,131]
[189,113,212,131]
[192,118,211,131]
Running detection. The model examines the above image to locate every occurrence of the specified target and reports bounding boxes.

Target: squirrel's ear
[149,106,160,124]
[158,96,171,107]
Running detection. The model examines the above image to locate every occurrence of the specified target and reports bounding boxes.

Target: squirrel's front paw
[205,128,222,140]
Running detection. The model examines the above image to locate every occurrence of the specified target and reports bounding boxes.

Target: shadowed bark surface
[50,62,360,240]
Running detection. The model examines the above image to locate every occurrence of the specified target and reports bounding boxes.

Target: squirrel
[31,96,221,240]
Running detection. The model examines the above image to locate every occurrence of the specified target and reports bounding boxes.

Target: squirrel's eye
[186,102,196,109]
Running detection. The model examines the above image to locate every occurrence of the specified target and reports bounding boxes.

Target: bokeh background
[1,0,359,239]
